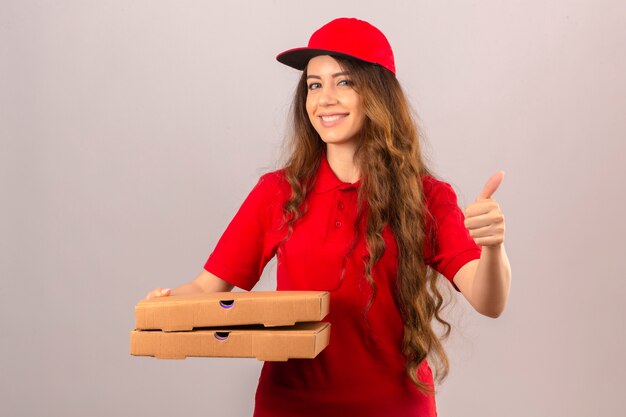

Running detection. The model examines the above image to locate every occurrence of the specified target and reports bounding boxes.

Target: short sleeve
[204,172,286,291]
[422,176,482,289]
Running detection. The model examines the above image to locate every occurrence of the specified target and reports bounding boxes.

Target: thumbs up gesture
[464,171,506,247]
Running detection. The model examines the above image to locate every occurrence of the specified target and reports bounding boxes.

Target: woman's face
[305,55,365,149]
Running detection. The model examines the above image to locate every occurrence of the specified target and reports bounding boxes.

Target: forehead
[306,55,344,74]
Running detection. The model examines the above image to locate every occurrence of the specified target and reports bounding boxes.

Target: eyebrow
[306,71,350,80]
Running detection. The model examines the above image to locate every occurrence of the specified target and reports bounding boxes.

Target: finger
[464,200,500,218]
[468,223,493,239]
[145,287,170,299]
[145,288,162,299]
[468,222,505,239]
[477,171,505,200]
[152,288,170,297]
[473,235,504,247]
[464,212,504,230]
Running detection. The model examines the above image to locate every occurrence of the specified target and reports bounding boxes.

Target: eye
[338,79,353,87]
[307,82,321,91]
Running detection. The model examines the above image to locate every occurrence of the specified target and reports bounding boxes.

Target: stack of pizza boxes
[130,291,331,361]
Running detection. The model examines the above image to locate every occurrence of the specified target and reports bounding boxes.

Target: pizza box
[130,321,330,361]
[134,291,330,331]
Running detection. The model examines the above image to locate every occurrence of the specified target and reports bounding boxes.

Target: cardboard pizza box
[135,291,330,331]
[130,322,331,361]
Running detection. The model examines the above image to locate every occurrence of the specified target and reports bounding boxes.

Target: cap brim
[276,47,366,71]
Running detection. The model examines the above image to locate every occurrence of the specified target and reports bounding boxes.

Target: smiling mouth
[320,114,348,123]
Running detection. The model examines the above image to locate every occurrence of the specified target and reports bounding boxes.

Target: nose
[318,84,338,106]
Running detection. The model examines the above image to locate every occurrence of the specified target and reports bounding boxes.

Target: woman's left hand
[463,171,506,247]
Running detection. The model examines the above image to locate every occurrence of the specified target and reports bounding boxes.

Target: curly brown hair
[280,55,451,394]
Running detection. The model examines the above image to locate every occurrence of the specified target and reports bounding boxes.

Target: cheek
[305,100,318,129]
[351,96,364,121]
[305,96,315,118]
[353,103,365,129]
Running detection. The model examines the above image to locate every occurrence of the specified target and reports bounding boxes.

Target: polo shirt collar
[313,152,362,194]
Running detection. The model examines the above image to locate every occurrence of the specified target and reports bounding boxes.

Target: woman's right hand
[144,287,171,300]
[142,270,234,301]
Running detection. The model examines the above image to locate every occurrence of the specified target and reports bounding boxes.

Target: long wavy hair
[280,55,451,394]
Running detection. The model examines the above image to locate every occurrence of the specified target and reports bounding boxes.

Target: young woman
[145,17,511,417]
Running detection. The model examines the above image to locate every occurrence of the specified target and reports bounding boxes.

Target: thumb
[477,171,505,200]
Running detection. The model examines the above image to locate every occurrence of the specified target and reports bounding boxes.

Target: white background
[1,1,625,416]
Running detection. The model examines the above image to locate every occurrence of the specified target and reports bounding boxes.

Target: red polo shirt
[204,154,481,417]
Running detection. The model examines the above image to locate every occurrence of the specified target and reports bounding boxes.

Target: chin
[319,133,353,144]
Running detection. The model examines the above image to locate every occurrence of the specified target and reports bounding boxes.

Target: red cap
[276,17,396,75]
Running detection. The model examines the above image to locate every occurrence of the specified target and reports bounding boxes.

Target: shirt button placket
[336,197,346,228]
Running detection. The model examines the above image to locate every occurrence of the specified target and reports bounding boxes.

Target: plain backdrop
[1,1,625,416]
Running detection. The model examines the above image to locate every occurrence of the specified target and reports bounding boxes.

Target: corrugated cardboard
[130,322,330,361]
[135,291,330,331]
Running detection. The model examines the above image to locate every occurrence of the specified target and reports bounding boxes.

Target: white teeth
[321,115,345,122]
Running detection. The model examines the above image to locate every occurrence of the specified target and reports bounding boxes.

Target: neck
[325,143,360,183]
